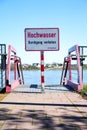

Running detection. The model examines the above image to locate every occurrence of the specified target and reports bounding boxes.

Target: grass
[83,84,87,91]
[0,93,8,101]
[80,84,87,99]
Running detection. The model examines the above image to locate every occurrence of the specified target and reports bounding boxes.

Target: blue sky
[0,0,87,64]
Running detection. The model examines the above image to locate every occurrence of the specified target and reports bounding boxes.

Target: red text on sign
[27,32,56,38]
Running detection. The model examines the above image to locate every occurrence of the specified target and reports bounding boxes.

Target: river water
[10,70,87,85]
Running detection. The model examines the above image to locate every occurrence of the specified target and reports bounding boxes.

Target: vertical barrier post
[6,45,11,84]
[76,45,82,90]
[40,51,45,92]
[14,55,17,80]
[68,56,72,80]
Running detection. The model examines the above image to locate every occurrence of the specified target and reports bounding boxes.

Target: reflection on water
[10,70,87,85]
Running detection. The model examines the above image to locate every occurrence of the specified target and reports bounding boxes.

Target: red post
[40,51,44,91]
[76,45,83,90]
[69,56,72,80]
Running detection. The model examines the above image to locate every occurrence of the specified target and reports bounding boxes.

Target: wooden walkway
[0,85,87,130]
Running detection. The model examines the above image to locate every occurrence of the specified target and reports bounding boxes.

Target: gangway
[60,45,87,91]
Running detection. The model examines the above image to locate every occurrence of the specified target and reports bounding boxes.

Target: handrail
[6,45,24,92]
[60,44,84,91]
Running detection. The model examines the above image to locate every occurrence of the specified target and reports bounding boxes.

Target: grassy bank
[80,84,87,99]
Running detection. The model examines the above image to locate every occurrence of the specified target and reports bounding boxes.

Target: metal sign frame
[24,28,60,51]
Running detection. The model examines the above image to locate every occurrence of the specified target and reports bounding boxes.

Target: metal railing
[60,45,84,91]
[0,44,6,91]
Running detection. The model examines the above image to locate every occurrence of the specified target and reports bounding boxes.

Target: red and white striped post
[40,51,45,91]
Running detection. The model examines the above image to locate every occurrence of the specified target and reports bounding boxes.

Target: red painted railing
[60,45,83,91]
[6,45,24,92]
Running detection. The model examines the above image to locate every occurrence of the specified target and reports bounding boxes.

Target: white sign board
[25,28,59,51]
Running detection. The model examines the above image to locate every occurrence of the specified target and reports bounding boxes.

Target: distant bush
[24,65,40,70]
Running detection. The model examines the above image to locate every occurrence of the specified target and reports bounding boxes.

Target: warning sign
[24,28,60,51]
